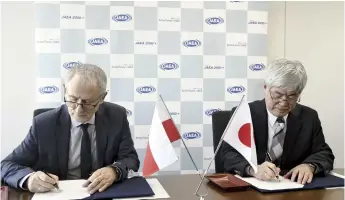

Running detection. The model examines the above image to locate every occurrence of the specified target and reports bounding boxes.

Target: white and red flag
[143,96,181,177]
[222,100,258,172]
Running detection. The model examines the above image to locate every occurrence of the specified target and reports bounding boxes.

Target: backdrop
[34,1,268,175]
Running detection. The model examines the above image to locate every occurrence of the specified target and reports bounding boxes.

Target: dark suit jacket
[219,99,335,177]
[1,102,140,188]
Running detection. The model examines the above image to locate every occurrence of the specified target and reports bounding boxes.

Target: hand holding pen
[42,171,60,191]
[251,153,281,181]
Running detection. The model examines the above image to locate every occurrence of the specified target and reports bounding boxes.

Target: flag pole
[158,94,203,179]
[194,95,246,195]
[159,94,209,199]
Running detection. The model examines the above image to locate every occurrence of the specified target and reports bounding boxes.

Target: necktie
[80,123,92,179]
[268,117,286,163]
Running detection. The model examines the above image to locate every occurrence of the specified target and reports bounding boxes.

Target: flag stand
[158,94,209,199]
[194,95,246,197]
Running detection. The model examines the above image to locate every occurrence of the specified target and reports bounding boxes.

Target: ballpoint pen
[266,152,280,181]
[42,171,60,190]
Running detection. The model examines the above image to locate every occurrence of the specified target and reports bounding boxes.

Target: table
[5,169,344,200]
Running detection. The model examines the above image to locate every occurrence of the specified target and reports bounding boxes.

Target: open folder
[32,177,155,200]
[235,172,345,193]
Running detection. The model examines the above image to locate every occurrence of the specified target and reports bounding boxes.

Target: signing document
[31,180,89,200]
[235,175,304,191]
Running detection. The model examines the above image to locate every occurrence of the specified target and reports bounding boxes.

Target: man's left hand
[82,167,117,194]
[284,164,315,184]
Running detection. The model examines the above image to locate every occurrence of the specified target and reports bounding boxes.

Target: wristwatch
[307,163,316,174]
[109,163,123,181]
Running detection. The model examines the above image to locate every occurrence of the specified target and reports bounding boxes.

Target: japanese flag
[223,100,258,172]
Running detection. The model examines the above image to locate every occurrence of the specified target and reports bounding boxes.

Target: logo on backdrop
[136,86,156,94]
[135,41,156,45]
[183,40,202,48]
[182,132,202,140]
[159,62,179,71]
[61,15,84,20]
[112,14,132,22]
[112,64,133,69]
[38,86,59,94]
[182,88,203,93]
[170,112,180,116]
[88,37,108,46]
[205,17,224,25]
[227,42,247,47]
[204,65,224,70]
[227,86,246,94]
[159,17,180,23]
[63,61,83,70]
[248,20,267,25]
[249,63,265,71]
[126,109,132,116]
[205,108,222,117]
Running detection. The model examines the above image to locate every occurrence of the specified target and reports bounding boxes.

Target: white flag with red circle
[222,100,258,172]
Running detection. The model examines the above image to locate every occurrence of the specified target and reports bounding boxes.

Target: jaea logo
[183,40,201,47]
[205,17,224,25]
[112,14,132,22]
[63,61,82,70]
[159,62,179,71]
[39,86,59,94]
[182,132,202,140]
[136,86,156,94]
[227,86,245,94]
[249,63,265,71]
[205,108,222,117]
[88,37,108,46]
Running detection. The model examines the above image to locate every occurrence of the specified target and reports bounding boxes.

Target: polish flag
[143,96,181,177]
[222,100,258,172]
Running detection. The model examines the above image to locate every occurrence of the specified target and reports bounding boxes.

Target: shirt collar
[266,109,288,127]
[71,114,95,127]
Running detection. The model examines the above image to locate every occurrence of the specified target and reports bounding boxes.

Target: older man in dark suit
[218,58,334,185]
[1,64,140,194]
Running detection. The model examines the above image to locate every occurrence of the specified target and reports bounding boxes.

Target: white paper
[113,178,170,200]
[31,180,90,200]
[235,175,304,191]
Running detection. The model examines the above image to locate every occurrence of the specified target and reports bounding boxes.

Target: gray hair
[64,64,107,93]
[265,58,308,94]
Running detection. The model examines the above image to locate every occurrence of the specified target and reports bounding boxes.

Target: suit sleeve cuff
[19,172,34,190]
[110,162,128,182]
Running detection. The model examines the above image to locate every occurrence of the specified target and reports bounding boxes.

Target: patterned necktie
[80,123,92,179]
[268,117,286,162]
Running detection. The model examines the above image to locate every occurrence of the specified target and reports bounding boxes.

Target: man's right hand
[250,161,280,181]
[26,171,59,193]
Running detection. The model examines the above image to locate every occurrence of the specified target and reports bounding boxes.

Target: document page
[235,175,304,191]
[31,180,90,200]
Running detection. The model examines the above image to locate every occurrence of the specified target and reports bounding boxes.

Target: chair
[211,110,233,173]
[33,108,54,117]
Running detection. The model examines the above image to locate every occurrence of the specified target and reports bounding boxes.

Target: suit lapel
[251,100,269,164]
[95,104,108,169]
[56,105,71,180]
[281,105,302,164]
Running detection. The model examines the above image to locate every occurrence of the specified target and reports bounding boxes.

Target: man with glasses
[1,64,140,194]
[219,58,334,184]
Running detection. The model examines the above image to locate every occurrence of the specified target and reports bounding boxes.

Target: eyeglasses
[64,93,106,110]
[269,88,299,103]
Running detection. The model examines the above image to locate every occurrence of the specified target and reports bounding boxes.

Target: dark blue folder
[81,177,155,199]
[252,174,344,193]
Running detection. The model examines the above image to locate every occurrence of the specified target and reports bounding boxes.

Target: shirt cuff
[19,172,34,190]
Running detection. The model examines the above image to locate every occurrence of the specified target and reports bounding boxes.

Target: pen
[42,171,60,190]
[265,152,280,181]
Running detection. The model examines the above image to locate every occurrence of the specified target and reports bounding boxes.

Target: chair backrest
[33,108,54,117]
[211,110,232,173]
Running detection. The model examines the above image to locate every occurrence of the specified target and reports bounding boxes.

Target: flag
[142,96,181,177]
[222,100,258,172]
